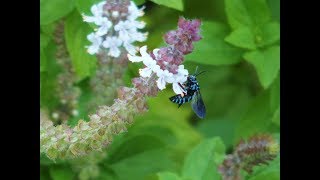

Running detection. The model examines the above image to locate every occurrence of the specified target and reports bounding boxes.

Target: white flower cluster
[83,1,148,57]
[128,46,189,95]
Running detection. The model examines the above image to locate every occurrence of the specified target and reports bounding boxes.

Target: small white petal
[156,76,166,90]
[164,72,174,83]
[139,45,149,57]
[178,65,189,76]
[153,49,160,59]
[109,47,121,57]
[82,15,96,23]
[127,54,143,62]
[139,67,152,77]
[96,19,112,36]
[87,45,100,55]
[153,65,162,75]
[133,32,148,42]
[118,30,131,42]
[96,27,107,36]
[173,83,185,94]
[124,43,137,55]
[97,1,106,9]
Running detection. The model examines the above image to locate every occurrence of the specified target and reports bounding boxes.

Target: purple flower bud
[103,0,130,13]
[168,64,179,74]
[178,17,202,41]
[164,30,178,45]
[163,17,201,55]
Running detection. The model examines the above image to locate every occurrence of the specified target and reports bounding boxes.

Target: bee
[169,67,206,118]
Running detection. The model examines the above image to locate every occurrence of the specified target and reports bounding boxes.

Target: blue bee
[169,67,206,118]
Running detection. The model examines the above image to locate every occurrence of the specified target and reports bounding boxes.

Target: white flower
[123,41,138,55]
[128,46,158,77]
[127,1,144,20]
[114,20,132,42]
[83,0,148,57]
[128,46,189,94]
[170,65,189,94]
[82,2,105,24]
[102,37,122,57]
[156,69,172,90]
[86,33,103,55]
[95,18,112,36]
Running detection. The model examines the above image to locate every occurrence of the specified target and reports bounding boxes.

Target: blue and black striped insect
[169,67,206,118]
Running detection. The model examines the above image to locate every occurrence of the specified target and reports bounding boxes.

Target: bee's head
[188,75,197,81]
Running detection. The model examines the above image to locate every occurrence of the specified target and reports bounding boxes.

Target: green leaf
[197,118,236,149]
[248,155,280,180]
[40,42,61,109]
[234,90,275,143]
[64,10,97,81]
[271,107,280,126]
[225,0,271,29]
[270,74,279,112]
[185,21,244,65]
[157,172,182,180]
[257,21,280,47]
[49,165,76,180]
[225,26,256,50]
[270,74,280,126]
[40,0,75,25]
[40,33,51,50]
[244,46,280,88]
[134,0,146,5]
[75,0,102,14]
[182,137,225,180]
[41,23,57,38]
[267,0,280,21]
[106,134,167,164]
[40,49,47,72]
[110,149,178,180]
[150,0,184,11]
[40,33,51,72]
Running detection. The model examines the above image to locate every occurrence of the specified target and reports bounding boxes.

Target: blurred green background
[40,0,280,179]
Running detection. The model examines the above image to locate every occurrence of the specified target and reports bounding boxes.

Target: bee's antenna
[195,71,206,76]
[195,66,199,74]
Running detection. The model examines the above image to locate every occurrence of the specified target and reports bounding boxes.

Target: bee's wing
[191,91,206,118]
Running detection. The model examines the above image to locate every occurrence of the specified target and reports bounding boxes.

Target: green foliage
[109,149,178,180]
[150,0,184,11]
[64,10,97,81]
[40,0,279,179]
[40,0,75,25]
[75,0,102,14]
[49,164,76,180]
[225,26,256,50]
[258,21,280,47]
[40,33,50,72]
[133,0,146,5]
[225,0,271,29]
[40,42,61,109]
[248,155,280,180]
[267,0,280,21]
[182,137,225,180]
[185,21,244,65]
[234,88,279,143]
[157,171,182,180]
[244,46,280,88]
[270,75,280,126]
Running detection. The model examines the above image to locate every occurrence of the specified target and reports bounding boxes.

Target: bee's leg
[178,83,187,93]
[178,103,182,108]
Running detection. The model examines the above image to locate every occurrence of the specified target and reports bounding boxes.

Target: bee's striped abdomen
[169,94,193,107]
